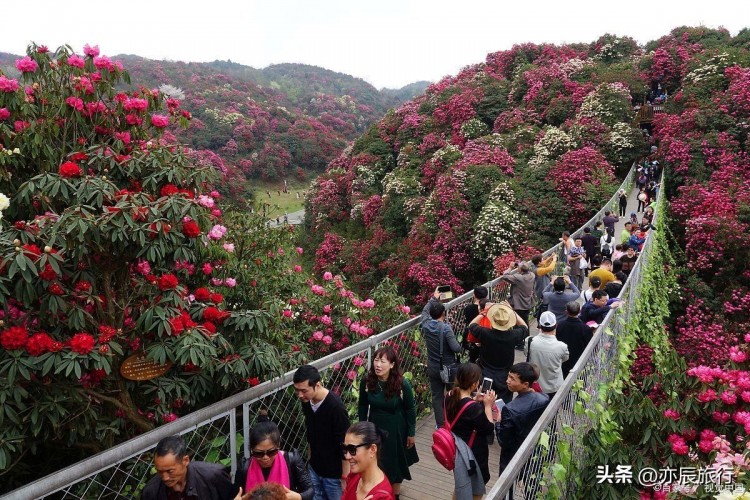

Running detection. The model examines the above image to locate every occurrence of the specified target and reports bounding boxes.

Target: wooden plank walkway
[401,348,525,499]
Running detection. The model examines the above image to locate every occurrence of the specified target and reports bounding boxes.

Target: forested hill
[304,30,710,302]
[0,51,428,189]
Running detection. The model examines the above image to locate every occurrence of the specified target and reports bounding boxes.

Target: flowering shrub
[471,183,526,263]
[0,43,271,484]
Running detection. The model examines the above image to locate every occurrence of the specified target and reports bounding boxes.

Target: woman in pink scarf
[234,420,313,500]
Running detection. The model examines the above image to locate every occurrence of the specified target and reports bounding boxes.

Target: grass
[251,179,308,219]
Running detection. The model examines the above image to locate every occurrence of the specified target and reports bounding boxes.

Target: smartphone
[495,399,505,412]
[480,377,493,394]
[437,285,453,302]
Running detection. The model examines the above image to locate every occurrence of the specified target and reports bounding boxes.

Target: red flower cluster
[1,326,29,350]
[193,287,211,302]
[39,263,58,281]
[98,325,118,343]
[26,332,54,356]
[69,332,96,355]
[182,220,200,238]
[59,161,83,178]
[157,273,179,291]
[168,311,197,336]
[160,184,179,197]
[202,306,228,324]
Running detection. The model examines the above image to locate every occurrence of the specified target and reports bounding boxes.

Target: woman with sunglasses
[341,422,394,500]
[357,346,417,499]
[234,420,313,500]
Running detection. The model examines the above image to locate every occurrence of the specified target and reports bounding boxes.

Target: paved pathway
[400,184,643,499]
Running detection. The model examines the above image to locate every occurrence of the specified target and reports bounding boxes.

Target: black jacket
[555,316,593,378]
[495,391,550,468]
[234,450,313,500]
[142,460,235,500]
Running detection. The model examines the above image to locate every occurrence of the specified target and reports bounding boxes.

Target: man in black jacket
[495,363,549,476]
[555,302,593,379]
[293,365,350,500]
[142,435,235,500]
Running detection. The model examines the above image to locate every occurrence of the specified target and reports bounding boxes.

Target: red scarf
[245,451,291,491]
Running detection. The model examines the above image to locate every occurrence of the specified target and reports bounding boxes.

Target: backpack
[432,399,477,470]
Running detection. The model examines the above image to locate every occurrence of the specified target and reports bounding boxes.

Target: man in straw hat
[468,301,528,403]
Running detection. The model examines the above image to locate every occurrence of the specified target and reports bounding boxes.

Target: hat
[539,311,557,329]
[630,212,637,217]
[487,303,517,331]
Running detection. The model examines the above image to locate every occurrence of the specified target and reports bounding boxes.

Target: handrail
[2,163,637,499]
[485,166,663,499]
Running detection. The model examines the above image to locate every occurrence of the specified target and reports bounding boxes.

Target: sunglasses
[251,448,279,458]
[340,443,370,457]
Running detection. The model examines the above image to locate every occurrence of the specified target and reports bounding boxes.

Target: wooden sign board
[120,354,173,381]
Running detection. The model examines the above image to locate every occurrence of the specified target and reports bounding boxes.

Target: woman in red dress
[341,422,394,500]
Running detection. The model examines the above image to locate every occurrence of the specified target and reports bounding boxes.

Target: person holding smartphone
[445,363,497,492]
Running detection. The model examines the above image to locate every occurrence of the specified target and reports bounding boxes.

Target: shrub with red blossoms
[58,161,82,178]
[0,43,250,483]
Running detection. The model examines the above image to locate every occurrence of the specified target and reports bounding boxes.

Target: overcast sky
[0,1,746,89]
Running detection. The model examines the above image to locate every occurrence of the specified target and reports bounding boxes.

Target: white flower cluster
[472,198,524,263]
[159,84,186,100]
[336,95,357,112]
[593,39,628,61]
[684,53,730,84]
[1,148,21,157]
[0,192,9,224]
[203,108,242,125]
[534,127,576,160]
[488,181,515,206]
[382,171,419,197]
[353,164,382,190]
[403,196,426,223]
[460,118,489,139]
[432,144,462,165]
[486,133,505,147]
[350,201,364,221]
[609,123,635,150]
[560,58,594,78]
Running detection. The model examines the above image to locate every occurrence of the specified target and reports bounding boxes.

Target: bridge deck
[400,185,643,498]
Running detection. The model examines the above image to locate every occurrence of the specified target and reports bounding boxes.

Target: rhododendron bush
[303,37,646,301]
[0,44,281,486]
[579,27,750,498]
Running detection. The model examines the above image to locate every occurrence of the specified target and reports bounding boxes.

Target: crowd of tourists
[140,166,658,500]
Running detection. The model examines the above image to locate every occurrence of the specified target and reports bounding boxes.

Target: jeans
[428,365,451,427]
[309,465,342,500]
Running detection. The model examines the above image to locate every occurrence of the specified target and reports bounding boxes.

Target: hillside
[304,34,656,301]
[0,51,427,199]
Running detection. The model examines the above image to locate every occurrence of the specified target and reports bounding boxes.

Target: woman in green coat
[357,345,418,498]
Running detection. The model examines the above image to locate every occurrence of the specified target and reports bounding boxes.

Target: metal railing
[486,169,663,499]
[3,165,637,500]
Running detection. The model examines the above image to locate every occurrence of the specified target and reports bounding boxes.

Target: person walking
[555,302,593,379]
[421,288,461,427]
[293,365,350,500]
[357,346,418,498]
[617,188,628,217]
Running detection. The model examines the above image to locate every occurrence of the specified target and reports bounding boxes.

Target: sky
[0,0,747,89]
